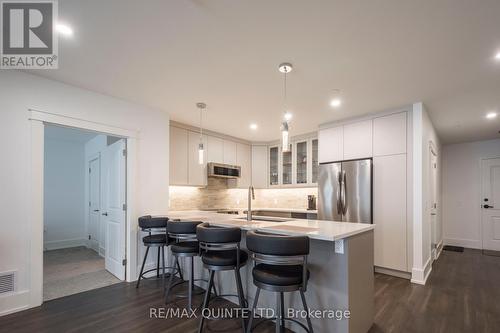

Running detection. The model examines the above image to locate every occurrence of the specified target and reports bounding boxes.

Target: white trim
[29,109,139,310]
[319,106,412,130]
[444,237,482,249]
[28,109,138,139]
[43,238,88,251]
[434,240,443,260]
[0,291,30,316]
[411,256,432,285]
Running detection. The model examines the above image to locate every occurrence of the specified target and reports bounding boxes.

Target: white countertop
[167,210,374,242]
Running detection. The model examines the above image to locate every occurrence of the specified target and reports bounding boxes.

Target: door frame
[429,142,439,260]
[28,109,139,308]
[86,153,101,254]
[480,157,500,251]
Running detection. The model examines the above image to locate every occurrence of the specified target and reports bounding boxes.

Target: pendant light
[278,62,293,152]
[196,102,206,164]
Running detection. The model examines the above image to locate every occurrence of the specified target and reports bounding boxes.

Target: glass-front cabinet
[268,136,318,187]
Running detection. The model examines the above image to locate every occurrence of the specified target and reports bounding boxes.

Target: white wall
[411,102,441,285]
[442,138,500,249]
[43,138,86,250]
[0,71,169,315]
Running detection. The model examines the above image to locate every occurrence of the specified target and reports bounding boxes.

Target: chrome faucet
[247,186,255,221]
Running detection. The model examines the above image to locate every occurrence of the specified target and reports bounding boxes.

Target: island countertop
[167,210,375,242]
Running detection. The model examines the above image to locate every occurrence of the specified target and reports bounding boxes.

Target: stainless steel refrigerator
[318,159,372,223]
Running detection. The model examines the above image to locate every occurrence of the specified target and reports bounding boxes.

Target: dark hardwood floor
[1,249,499,332]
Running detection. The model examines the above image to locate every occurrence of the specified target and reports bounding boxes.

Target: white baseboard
[444,237,482,249]
[411,256,432,285]
[43,238,87,251]
[434,240,443,260]
[99,247,105,258]
[0,290,30,317]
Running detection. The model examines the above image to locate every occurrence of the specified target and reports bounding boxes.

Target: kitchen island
[167,211,375,333]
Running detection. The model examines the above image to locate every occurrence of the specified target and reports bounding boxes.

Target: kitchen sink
[236,216,293,222]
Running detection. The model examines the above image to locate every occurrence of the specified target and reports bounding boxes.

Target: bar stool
[137,216,178,290]
[196,223,248,333]
[245,230,313,333]
[164,220,206,310]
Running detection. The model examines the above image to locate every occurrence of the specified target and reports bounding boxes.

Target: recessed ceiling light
[249,123,258,130]
[486,112,497,119]
[495,52,500,60]
[56,23,73,36]
[330,98,342,108]
[284,112,292,121]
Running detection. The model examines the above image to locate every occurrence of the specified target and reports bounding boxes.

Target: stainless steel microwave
[207,162,241,179]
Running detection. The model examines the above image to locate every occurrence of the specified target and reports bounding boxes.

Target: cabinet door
[188,131,207,186]
[269,146,279,186]
[223,140,237,165]
[236,143,251,188]
[373,112,407,156]
[343,120,373,160]
[252,145,268,188]
[318,126,343,163]
[373,154,407,271]
[296,141,308,184]
[207,136,224,163]
[169,126,188,185]
[311,139,319,183]
[282,146,292,185]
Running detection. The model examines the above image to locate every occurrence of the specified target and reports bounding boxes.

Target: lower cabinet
[373,154,407,272]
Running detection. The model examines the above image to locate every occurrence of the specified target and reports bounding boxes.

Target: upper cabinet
[296,141,308,184]
[373,112,407,156]
[223,140,237,165]
[343,120,373,160]
[318,126,343,163]
[251,145,268,188]
[236,143,251,188]
[169,126,188,185]
[269,146,279,186]
[312,139,319,183]
[207,136,224,164]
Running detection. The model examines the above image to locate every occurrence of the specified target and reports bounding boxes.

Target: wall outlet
[335,239,344,254]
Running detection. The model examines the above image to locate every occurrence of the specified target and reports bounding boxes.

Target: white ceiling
[31,0,500,144]
[45,124,97,143]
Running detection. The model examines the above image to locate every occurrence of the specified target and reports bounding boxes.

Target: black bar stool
[245,230,313,333]
[197,223,249,333]
[164,220,207,310]
[137,216,180,290]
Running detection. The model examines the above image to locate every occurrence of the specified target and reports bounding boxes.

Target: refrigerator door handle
[341,170,347,216]
[336,171,342,215]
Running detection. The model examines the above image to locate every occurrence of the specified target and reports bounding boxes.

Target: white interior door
[102,139,127,280]
[88,157,101,252]
[430,147,438,257]
[481,158,500,252]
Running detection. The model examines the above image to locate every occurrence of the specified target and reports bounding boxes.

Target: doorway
[43,125,126,301]
[481,157,500,254]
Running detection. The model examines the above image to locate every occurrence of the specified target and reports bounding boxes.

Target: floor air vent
[0,271,16,294]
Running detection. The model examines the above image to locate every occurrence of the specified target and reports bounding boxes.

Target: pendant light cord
[283,68,287,115]
[199,106,203,141]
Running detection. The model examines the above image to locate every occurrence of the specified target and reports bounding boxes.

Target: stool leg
[176,258,184,281]
[280,292,285,329]
[299,289,314,333]
[188,256,194,310]
[136,246,150,288]
[234,269,247,332]
[198,270,215,333]
[246,287,260,333]
[235,268,247,307]
[165,256,177,304]
[156,247,160,278]
[161,246,166,294]
[275,292,281,333]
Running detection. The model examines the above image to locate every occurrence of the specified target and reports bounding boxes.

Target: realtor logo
[1,0,58,69]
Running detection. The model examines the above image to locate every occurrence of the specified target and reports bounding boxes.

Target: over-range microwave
[207,162,241,179]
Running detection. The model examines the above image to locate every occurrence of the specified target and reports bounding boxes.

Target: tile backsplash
[169,178,317,211]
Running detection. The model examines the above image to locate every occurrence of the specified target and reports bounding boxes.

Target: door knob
[93,209,100,212]
[483,204,494,209]
[102,212,108,216]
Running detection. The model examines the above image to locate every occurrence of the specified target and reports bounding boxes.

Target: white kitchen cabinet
[373,154,407,271]
[207,135,224,164]
[223,140,237,165]
[318,126,343,163]
[343,120,373,160]
[252,145,268,188]
[236,143,251,188]
[169,126,188,185]
[373,112,407,156]
[188,131,207,186]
